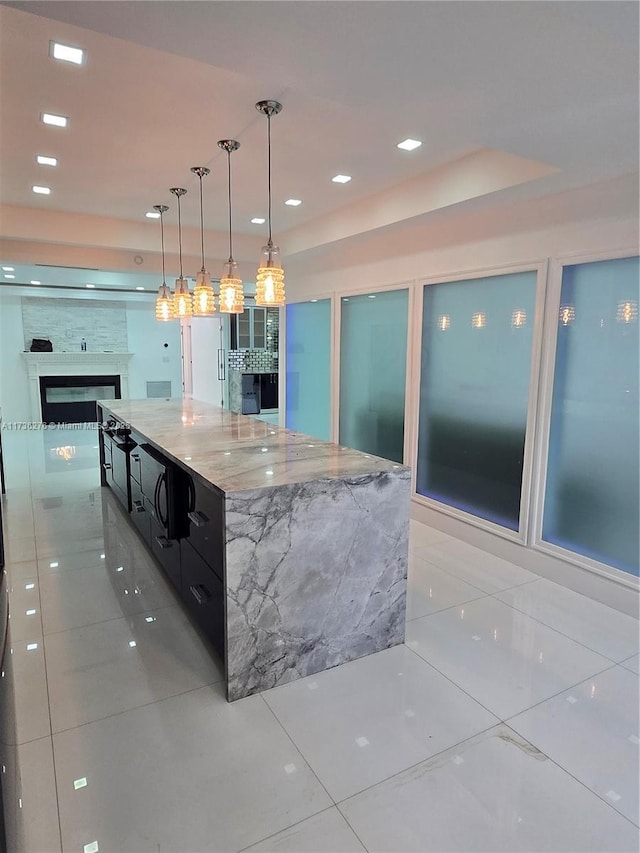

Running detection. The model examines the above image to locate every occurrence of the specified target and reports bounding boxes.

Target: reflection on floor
[1,427,638,852]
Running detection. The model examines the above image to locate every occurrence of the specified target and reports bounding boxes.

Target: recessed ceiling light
[86,284,95,289]
[135,286,144,291]
[32,185,50,195]
[145,211,160,219]
[2,267,14,271]
[285,199,302,206]
[37,155,57,166]
[332,174,351,183]
[30,280,41,285]
[397,138,422,151]
[251,217,266,224]
[50,41,86,65]
[4,274,15,279]
[41,112,68,128]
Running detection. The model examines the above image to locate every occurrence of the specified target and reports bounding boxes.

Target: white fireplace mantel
[21,352,134,420]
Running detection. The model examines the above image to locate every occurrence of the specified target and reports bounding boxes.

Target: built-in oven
[101,421,137,512]
[137,443,189,589]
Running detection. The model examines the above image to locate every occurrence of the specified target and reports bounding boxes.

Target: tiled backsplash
[228,349,278,371]
[22,297,128,353]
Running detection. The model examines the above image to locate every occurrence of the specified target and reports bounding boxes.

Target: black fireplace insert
[40,375,121,423]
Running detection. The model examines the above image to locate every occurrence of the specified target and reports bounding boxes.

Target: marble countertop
[99,398,410,494]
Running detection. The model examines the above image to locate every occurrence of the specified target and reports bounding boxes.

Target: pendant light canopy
[191,166,215,316]
[255,100,285,307]
[217,139,244,314]
[153,204,174,322]
[169,187,192,318]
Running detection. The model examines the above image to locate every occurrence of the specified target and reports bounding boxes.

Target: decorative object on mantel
[254,100,286,307]
[154,204,174,322]
[29,338,53,352]
[169,187,192,318]
[191,166,216,316]
[217,139,244,314]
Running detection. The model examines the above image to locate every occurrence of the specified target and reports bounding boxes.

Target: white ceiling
[0,1,638,286]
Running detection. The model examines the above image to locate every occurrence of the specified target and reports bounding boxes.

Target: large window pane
[339,290,408,463]
[417,271,538,530]
[543,256,639,575]
[286,299,331,441]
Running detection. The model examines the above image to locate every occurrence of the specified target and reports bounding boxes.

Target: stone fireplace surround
[21,352,133,422]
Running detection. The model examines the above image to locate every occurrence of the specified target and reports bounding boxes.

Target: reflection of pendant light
[217,139,244,314]
[190,166,215,316]
[169,187,192,318]
[559,304,575,326]
[471,311,486,329]
[154,204,174,322]
[511,309,527,328]
[438,314,451,331]
[616,300,638,323]
[255,100,285,307]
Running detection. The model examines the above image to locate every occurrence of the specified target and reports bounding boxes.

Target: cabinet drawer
[129,447,142,486]
[181,540,224,658]
[186,479,224,579]
[149,514,180,590]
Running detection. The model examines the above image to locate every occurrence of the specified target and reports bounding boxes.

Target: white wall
[125,301,183,400]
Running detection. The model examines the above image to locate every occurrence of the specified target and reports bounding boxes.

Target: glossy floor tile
[407,596,612,719]
[340,725,639,852]
[45,604,224,732]
[509,666,640,826]
[407,555,487,621]
[496,578,640,662]
[2,427,639,853]
[419,538,538,593]
[38,555,176,634]
[264,645,497,801]
[53,685,332,853]
[243,807,366,852]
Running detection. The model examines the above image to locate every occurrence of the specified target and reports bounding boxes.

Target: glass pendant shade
[193,269,215,316]
[219,260,244,313]
[255,243,285,307]
[173,276,193,318]
[155,283,174,321]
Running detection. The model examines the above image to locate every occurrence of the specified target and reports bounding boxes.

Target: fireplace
[21,352,133,423]
[39,375,121,423]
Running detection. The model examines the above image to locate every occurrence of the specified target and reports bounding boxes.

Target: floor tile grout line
[489,592,639,664]
[405,591,489,622]
[402,637,619,724]
[497,721,640,830]
[258,693,338,806]
[234,805,367,853]
[40,600,179,639]
[49,678,226,740]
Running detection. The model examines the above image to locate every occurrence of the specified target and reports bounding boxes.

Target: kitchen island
[97,398,410,701]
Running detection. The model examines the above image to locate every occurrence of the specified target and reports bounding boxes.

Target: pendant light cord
[199,175,205,271]
[267,112,272,246]
[227,151,234,263]
[177,194,184,278]
[160,211,166,284]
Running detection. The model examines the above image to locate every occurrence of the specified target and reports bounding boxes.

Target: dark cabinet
[181,540,224,657]
[149,512,181,590]
[185,476,225,581]
[259,372,279,410]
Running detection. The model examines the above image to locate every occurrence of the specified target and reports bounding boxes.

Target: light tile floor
[1,428,638,852]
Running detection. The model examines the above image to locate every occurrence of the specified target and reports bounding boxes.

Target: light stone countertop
[99,398,409,494]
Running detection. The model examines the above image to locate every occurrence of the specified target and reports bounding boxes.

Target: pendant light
[217,139,244,314]
[255,100,285,307]
[153,204,174,322]
[191,165,215,316]
[169,187,192,318]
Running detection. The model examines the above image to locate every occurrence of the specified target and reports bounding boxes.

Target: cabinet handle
[131,454,140,461]
[188,511,209,528]
[190,584,211,605]
[155,536,173,550]
[102,463,112,470]
[132,500,145,513]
